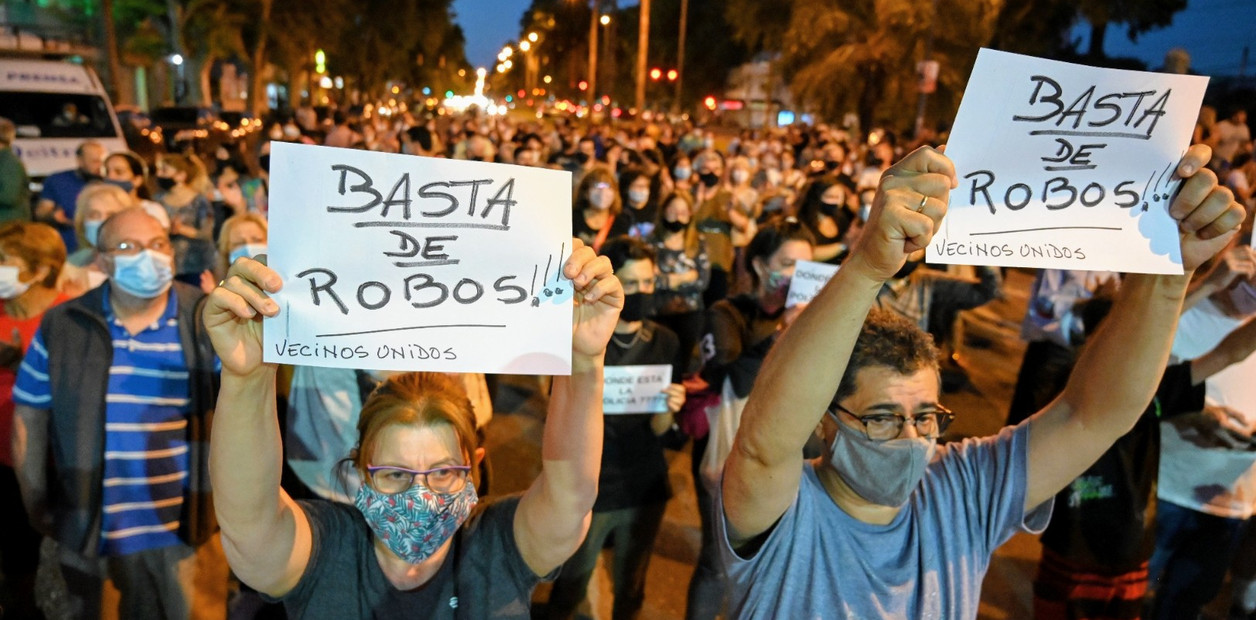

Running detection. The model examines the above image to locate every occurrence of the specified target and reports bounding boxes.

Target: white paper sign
[786,260,840,306]
[602,364,673,414]
[263,142,573,374]
[928,48,1209,274]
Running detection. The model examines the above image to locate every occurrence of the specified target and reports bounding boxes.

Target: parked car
[149,105,219,151]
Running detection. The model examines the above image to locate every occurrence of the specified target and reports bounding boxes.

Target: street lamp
[527,32,539,42]
[600,14,610,26]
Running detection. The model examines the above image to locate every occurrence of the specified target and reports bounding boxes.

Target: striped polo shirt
[14,285,190,556]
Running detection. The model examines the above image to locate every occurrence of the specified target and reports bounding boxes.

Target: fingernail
[266,301,278,313]
[1181,163,1196,175]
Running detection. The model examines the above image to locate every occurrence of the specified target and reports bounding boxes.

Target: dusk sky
[451,0,1256,78]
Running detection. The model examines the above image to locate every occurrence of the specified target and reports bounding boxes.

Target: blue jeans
[1148,499,1248,620]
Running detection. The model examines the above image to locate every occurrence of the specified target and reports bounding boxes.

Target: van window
[0,92,118,139]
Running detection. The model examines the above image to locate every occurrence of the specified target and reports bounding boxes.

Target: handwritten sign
[929,48,1209,274]
[263,143,573,374]
[602,364,672,414]
[786,260,840,306]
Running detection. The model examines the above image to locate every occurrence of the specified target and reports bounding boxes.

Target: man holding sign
[716,141,1243,618]
[204,238,623,619]
[545,236,685,620]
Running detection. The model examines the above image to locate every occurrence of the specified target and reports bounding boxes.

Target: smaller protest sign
[602,364,673,414]
[786,260,840,306]
[930,48,1209,274]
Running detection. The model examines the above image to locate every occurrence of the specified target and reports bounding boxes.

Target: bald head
[98,207,168,253]
[77,141,105,176]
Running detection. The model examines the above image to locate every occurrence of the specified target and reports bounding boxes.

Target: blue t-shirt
[717,423,1052,620]
[39,168,90,253]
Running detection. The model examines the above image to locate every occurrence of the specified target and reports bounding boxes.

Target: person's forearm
[738,259,884,466]
[1061,273,1190,436]
[1192,316,1256,383]
[534,353,604,513]
[209,367,285,545]
[12,407,49,522]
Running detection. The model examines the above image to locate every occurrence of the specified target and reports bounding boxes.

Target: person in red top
[0,220,69,618]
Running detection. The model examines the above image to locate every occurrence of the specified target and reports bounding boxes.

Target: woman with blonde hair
[205,238,623,618]
[58,182,135,295]
[202,213,268,293]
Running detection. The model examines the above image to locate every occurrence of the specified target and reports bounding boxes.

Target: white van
[0,58,127,184]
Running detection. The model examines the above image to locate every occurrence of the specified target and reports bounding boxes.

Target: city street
[484,268,1042,619]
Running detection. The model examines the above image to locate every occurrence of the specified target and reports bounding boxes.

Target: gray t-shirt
[717,423,1052,619]
[276,495,542,619]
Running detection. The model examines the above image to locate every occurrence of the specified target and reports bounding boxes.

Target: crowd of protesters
[0,95,1251,620]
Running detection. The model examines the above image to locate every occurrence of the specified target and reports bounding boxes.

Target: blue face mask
[110,249,174,299]
[228,243,267,265]
[84,219,104,248]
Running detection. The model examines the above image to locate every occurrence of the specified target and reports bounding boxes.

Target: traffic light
[650,68,662,81]
[578,80,588,91]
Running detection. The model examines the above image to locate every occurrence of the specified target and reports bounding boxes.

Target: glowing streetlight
[169,53,184,66]
[527,32,539,42]
[600,14,610,25]
[476,67,487,77]
[543,74,552,84]
[520,40,531,52]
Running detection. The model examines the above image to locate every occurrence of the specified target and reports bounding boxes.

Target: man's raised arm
[1024,145,1247,512]
[722,147,957,546]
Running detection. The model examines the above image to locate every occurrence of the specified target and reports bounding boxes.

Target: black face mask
[258,154,271,173]
[574,152,590,164]
[819,202,841,218]
[619,292,654,323]
[156,176,177,191]
[662,219,688,233]
[824,160,841,172]
[699,172,720,188]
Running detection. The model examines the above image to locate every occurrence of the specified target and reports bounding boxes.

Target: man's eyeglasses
[366,464,471,495]
[103,238,173,256]
[830,403,955,442]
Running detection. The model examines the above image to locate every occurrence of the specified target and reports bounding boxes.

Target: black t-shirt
[597,320,682,512]
[573,209,632,249]
[277,496,541,619]
[1038,362,1205,572]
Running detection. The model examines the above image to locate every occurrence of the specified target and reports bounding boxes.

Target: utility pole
[674,0,687,115]
[587,1,599,103]
[635,0,650,112]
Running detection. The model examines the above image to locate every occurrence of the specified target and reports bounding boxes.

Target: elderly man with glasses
[12,206,227,618]
[715,144,1246,619]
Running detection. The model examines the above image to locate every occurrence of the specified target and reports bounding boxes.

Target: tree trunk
[1087,19,1107,60]
[249,0,274,117]
[857,62,885,133]
[101,0,127,105]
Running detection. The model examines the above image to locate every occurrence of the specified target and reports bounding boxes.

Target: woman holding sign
[203,238,623,619]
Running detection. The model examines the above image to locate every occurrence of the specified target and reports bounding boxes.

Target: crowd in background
[0,97,1253,620]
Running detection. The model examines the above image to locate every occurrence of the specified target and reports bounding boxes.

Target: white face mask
[228,243,268,265]
[84,219,105,248]
[0,265,33,299]
[731,169,749,185]
[589,190,614,210]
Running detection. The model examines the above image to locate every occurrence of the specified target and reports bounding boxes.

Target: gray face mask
[826,411,935,507]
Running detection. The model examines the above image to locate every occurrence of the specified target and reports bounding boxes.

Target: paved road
[484,268,1045,619]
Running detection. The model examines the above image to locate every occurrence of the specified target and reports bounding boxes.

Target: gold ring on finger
[917,195,928,213]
